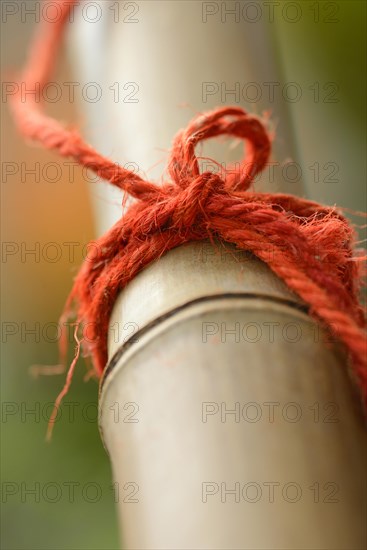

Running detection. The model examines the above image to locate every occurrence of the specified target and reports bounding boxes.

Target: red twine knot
[171,173,225,230]
[50,106,364,408]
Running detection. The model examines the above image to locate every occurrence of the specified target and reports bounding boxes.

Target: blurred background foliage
[1,1,366,549]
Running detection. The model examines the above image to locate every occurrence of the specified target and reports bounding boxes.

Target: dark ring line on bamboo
[100,292,309,393]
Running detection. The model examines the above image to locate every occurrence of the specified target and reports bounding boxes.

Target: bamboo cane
[69,2,366,548]
[101,240,366,550]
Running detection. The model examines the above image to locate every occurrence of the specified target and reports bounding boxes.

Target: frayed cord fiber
[9,0,367,427]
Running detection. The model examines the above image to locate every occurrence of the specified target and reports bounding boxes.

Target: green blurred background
[1,1,366,549]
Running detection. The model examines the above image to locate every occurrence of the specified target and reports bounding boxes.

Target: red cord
[10,1,366,420]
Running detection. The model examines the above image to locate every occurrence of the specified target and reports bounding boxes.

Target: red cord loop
[168,107,271,192]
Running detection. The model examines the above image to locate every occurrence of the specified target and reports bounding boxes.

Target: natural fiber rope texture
[10,0,366,421]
